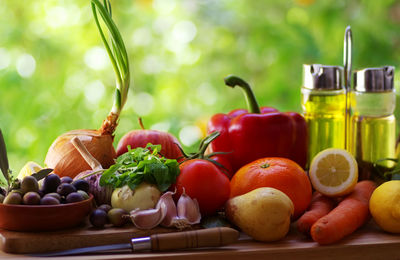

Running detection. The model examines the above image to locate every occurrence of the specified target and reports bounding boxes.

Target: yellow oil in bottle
[301,88,347,166]
[349,90,396,181]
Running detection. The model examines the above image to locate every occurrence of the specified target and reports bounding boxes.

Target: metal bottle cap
[303,64,344,90]
[354,66,395,92]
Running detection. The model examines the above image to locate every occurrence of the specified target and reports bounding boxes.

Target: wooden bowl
[0,194,93,232]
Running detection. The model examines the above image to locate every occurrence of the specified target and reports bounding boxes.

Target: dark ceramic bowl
[0,194,93,232]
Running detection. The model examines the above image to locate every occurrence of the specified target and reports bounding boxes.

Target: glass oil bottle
[301,64,346,167]
[348,66,396,181]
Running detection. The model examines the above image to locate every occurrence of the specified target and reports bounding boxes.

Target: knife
[32,227,239,257]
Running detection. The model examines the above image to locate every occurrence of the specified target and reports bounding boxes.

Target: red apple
[116,119,184,159]
[116,130,184,159]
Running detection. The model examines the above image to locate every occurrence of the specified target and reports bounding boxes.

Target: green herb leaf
[100,144,180,192]
[0,129,10,186]
[31,168,53,182]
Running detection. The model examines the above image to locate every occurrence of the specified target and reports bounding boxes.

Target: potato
[225,187,294,242]
[111,183,161,212]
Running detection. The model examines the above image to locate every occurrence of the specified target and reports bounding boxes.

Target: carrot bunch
[297,180,376,245]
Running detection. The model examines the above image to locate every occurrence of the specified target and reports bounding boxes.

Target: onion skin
[45,129,116,178]
[116,130,183,159]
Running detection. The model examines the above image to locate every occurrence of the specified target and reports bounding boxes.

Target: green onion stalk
[44,0,131,178]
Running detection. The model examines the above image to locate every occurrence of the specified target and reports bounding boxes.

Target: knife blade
[32,243,132,257]
[31,227,239,257]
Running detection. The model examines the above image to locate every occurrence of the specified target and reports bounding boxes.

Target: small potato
[111,183,161,212]
[225,187,294,242]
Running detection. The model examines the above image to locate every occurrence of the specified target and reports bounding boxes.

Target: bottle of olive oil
[301,64,346,167]
[349,66,396,181]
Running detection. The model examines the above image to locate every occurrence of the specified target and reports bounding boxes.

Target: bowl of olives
[0,174,94,232]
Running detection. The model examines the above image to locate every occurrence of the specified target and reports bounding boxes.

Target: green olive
[21,176,39,194]
[108,208,128,227]
[4,192,22,205]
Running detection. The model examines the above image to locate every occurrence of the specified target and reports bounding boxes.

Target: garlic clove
[129,190,202,230]
[176,191,201,225]
[129,202,167,229]
[159,191,179,227]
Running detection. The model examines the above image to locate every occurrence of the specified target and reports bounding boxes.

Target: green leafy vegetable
[100,144,180,192]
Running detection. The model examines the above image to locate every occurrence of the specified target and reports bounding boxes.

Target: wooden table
[0,221,399,259]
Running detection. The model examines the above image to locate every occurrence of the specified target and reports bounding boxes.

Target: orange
[230,157,312,219]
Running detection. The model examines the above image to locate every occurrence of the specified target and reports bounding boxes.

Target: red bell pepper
[207,75,308,177]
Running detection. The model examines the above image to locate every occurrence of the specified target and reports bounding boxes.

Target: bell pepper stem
[224,75,261,114]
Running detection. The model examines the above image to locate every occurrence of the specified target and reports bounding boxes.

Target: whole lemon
[17,161,42,180]
[370,180,400,233]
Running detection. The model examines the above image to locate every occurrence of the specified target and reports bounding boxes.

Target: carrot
[310,180,376,245]
[297,192,336,236]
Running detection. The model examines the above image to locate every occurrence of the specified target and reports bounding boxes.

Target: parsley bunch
[100,144,180,192]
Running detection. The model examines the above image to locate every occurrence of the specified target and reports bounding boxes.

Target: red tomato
[175,159,230,216]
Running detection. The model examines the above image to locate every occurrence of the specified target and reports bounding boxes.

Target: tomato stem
[180,131,221,161]
[196,131,219,158]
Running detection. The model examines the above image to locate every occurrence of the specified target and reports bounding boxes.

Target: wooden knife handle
[150,227,239,251]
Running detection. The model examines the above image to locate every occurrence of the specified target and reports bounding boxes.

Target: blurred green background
[1,0,400,173]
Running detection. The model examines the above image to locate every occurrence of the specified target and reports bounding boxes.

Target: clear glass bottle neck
[350,91,396,117]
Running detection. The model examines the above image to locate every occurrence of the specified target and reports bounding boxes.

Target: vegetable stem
[224,75,261,114]
[138,117,146,130]
[198,131,220,158]
[91,0,130,135]
[71,137,103,171]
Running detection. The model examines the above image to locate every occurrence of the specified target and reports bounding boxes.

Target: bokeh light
[179,125,202,147]
[84,47,109,70]
[0,0,399,173]
[16,54,36,78]
[0,48,11,70]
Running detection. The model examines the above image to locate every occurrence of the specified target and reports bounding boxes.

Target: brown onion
[45,129,115,178]
[44,1,130,179]
[70,136,113,205]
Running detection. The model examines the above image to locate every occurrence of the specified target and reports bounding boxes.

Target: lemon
[309,148,358,197]
[17,161,43,180]
[370,181,400,233]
